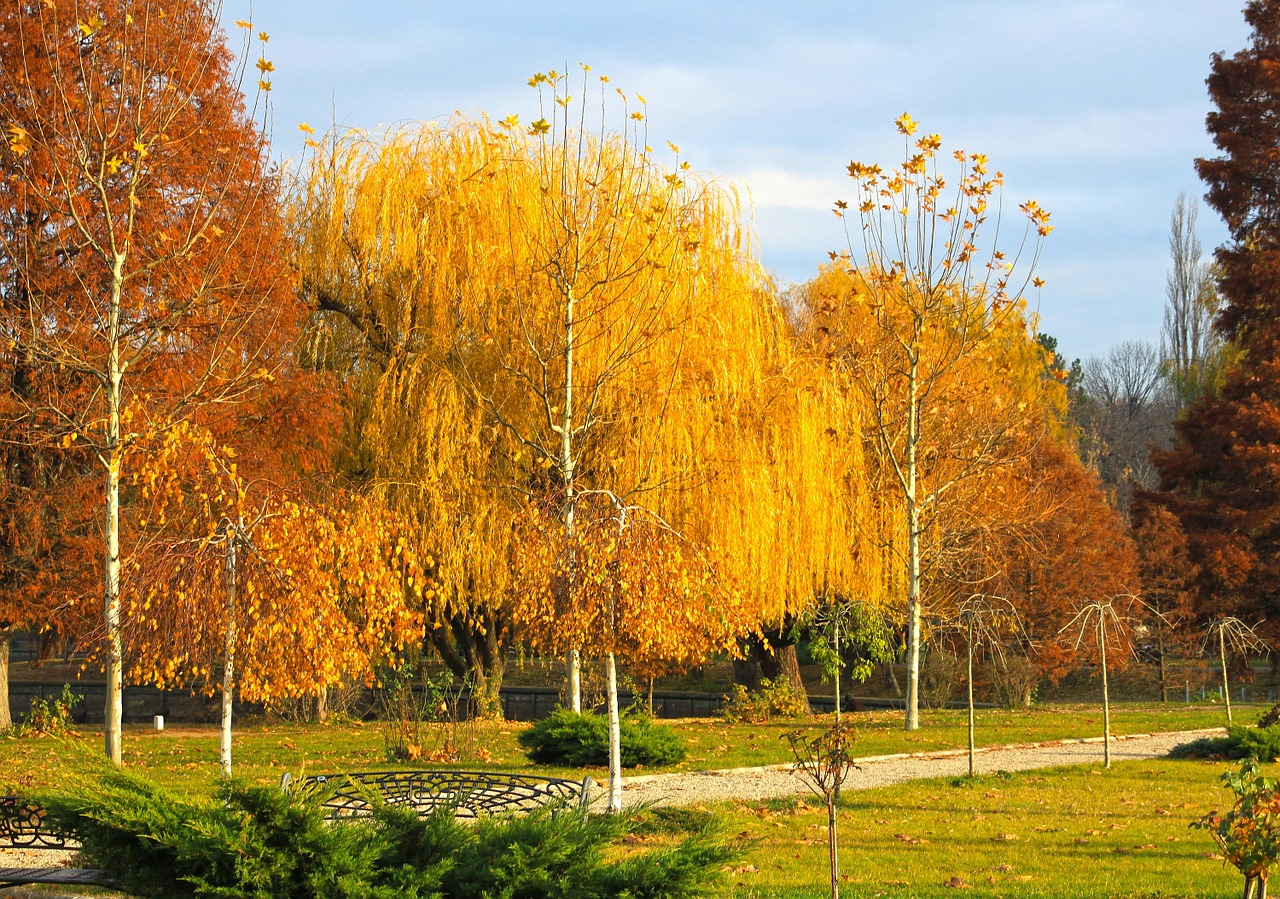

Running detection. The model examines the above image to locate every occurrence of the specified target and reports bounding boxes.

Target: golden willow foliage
[292,72,881,675]
[124,422,422,704]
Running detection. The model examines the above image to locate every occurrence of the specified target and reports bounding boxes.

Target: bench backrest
[280,770,594,819]
[0,795,79,850]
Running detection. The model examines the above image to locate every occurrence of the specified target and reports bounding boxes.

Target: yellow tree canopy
[292,81,883,673]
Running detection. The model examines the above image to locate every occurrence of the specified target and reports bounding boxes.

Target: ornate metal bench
[280,770,595,819]
[0,794,114,889]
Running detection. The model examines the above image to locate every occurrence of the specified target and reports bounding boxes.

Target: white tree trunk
[220,524,238,778]
[103,250,126,767]
[905,354,921,732]
[561,284,582,714]
[605,651,622,814]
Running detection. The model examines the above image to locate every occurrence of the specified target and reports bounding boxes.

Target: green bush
[517,708,687,767]
[37,771,428,899]
[719,677,808,723]
[16,684,81,737]
[35,769,735,898]
[1170,724,1280,761]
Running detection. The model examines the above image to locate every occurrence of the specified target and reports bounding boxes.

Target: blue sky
[231,1,1250,363]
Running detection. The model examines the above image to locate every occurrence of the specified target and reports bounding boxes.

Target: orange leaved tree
[0,2,294,762]
[128,421,422,776]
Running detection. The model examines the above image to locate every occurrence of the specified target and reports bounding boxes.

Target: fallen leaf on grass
[943,876,971,889]
[991,833,1019,842]
[882,880,910,887]
[895,833,929,845]
[1203,852,1225,861]
[1074,838,1090,845]
[1154,807,1173,816]
[995,865,1014,873]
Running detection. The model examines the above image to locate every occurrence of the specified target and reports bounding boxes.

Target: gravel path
[601,727,1223,810]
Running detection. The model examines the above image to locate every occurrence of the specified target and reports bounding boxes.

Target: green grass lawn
[704,758,1244,898]
[0,703,1232,797]
[0,705,1256,898]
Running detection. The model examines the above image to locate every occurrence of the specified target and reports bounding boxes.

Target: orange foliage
[125,422,422,704]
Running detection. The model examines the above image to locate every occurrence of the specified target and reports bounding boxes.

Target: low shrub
[16,684,81,737]
[517,707,687,767]
[984,655,1040,709]
[719,677,808,723]
[36,769,736,898]
[919,650,964,708]
[1170,724,1280,761]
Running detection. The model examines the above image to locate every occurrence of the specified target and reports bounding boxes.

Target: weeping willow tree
[291,73,885,799]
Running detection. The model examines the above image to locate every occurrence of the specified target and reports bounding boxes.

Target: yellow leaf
[7,124,29,157]
[256,58,274,74]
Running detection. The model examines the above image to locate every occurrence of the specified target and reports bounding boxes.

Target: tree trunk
[103,250,126,767]
[905,352,922,732]
[561,281,581,715]
[566,649,582,714]
[744,628,811,713]
[220,524,238,778]
[827,797,840,899]
[1100,618,1111,770]
[1157,619,1169,703]
[605,652,622,814]
[884,661,902,698]
[1222,627,1234,726]
[967,620,976,778]
[0,628,11,731]
[427,608,511,719]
